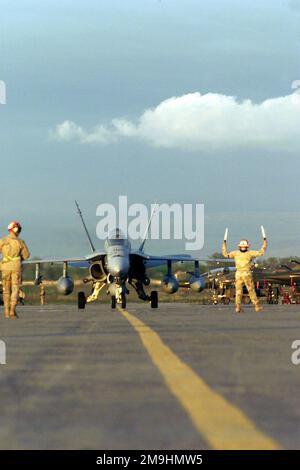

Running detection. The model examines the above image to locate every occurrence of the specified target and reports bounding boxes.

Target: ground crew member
[222,234,267,313]
[0,221,30,319]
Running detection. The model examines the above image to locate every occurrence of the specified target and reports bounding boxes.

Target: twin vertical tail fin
[75,200,96,253]
[75,200,157,254]
[139,203,157,253]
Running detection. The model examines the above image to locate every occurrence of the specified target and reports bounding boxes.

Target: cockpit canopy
[105,228,131,249]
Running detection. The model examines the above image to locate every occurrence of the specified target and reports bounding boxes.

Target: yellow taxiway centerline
[117,307,281,450]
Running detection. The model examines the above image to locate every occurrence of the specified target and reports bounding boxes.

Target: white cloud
[51,92,300,152]
[51,119,116,144]
[52,120,85,142]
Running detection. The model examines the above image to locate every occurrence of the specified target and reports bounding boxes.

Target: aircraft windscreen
[109,239,125,246]
[106,228,130,247]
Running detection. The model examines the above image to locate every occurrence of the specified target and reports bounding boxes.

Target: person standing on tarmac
[0,221,30,319]
[222,228,267,313]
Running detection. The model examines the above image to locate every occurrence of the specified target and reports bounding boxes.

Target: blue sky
[0,0,300,257]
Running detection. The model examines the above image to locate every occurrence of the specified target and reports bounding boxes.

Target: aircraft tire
[150,291,158,308]
[78,291,86,309]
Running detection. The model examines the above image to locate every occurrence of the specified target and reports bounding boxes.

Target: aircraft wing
[23,251,106,268]
[23,258,90,268]
[132,252,234,268]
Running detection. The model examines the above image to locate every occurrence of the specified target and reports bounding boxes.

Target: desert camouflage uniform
[0,233,30,318]
[222,239,267,312]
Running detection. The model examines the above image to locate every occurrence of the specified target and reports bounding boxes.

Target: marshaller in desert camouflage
[222,226,267,313]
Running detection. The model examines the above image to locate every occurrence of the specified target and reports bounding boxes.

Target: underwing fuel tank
[162,275,179,294]
[57,276,74,295]
[189,275,206,292]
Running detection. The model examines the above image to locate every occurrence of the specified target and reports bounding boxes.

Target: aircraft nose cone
[108,258,129,277]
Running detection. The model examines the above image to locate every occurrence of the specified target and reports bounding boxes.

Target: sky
[0,0,300,257]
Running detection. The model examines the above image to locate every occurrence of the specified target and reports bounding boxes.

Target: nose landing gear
[111,293,126,309]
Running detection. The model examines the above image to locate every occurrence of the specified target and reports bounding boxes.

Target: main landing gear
[78,291,86,309]
[150,290,158,308]
[128,279,159,308]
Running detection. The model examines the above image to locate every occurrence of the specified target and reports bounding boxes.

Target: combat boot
[4,307,10,319]
[3,295,11,319]
[9,303,18,319]
[235,304,242,314]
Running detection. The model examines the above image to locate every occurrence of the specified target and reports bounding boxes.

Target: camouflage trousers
[1,270,21,313]
[235,271,259,308]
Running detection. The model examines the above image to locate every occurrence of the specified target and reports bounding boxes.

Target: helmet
[238,239,249,249]
[8,221,22,234]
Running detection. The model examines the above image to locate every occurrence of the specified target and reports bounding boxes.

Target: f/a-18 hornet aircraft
[24,202,228,309]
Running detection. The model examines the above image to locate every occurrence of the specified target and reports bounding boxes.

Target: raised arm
[258,238,267,256]
[20,240,30,261]
[222,241,229,258]
[222,241,235,259]
[251,238,267,258]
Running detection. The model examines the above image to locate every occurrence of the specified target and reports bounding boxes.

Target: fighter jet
[252,260,300,287]
[24,202,229,309]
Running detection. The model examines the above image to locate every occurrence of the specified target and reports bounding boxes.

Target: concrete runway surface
[0,303,299,450]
